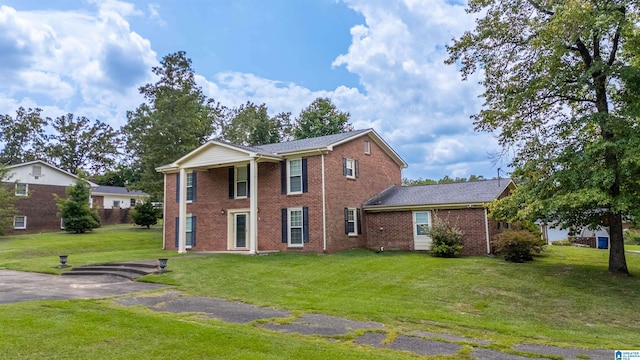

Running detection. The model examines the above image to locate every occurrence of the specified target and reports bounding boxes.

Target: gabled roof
[157,129,407,172]
[92,186,148,197]
[5,160,98,187]
[364,179,515,211]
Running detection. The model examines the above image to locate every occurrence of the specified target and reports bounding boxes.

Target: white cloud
[0,1,156,128]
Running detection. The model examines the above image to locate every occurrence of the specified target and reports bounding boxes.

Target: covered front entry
[228,209,250,250]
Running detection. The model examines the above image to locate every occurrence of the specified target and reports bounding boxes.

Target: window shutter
[357,208,362,234]
[303,206,309,243]
[280,161,287,194]
[355,160,360,178]
[175,217,179,247]
[176,173,180,203]
[192,172,197,202]
[281,208,288,243]
[228,167,234,199]
[192,216,197,246]
[342,157,347,176]
[344,208,349,234]
[246,164,251,197]
[302,158,308,193]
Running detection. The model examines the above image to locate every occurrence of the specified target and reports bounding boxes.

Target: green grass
[1,225,640,357]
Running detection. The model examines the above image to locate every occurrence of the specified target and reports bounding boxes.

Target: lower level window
[14,216,26,229]
[288,208,303,246]
[186,216,194,247]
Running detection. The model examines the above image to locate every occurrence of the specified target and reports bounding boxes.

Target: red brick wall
[6,183,65,234]
[323,135,402,252]
[163,134,402,253]
[364,208,493,256]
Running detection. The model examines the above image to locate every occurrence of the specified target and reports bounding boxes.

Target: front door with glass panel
[232,212,249,250]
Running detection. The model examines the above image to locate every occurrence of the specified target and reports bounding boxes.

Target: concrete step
[69,266,152,276]
[61,269,144,280]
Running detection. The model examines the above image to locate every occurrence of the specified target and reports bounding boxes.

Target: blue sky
[0,0,507,180]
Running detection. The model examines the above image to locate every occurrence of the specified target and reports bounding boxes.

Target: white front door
[413,211,432,251]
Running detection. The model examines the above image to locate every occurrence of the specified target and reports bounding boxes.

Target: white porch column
[178,168,187,254]
[249,158,258,254]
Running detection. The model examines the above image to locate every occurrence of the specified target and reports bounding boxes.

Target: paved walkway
[0,270,614,359]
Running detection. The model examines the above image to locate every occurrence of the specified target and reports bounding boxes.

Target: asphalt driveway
[0,269,166,304]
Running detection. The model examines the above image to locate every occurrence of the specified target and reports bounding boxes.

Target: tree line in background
[0,51,353,200]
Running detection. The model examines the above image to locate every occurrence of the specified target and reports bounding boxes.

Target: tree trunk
[608,212,629,275]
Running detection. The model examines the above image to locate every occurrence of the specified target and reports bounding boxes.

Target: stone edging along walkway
[115,290,612,360]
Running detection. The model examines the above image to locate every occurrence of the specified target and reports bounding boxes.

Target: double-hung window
[130,198,136,207]
[345,159,355,178]
[15,183,27,196]
[344,208,361,236]
[13,216,26,229]
[235,166,248,198]
[343,158,358,179]
[288,208,304,246]
[288,159,302,194]
[186,172,194,202]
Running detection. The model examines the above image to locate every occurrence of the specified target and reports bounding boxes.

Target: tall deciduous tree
[220,102,290,146]
[45,114,119,175]
[447,0,640,274]
[292,97,353,139]
[0,165,17,236]
[122,51,219,199]
[0,107,47,165]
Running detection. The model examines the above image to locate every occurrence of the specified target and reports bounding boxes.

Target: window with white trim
[364,141,371,155]
[186,215,194,247]
[113,200,121,208]
[13,216,26,229]
[345,158,355,178]
[288,159,302,194]
[414,211,431,236]
[346,208,357,236]
[288,208,304,246]
[235,166,248,198]
[186,172,194,201]
[15,183,27,196]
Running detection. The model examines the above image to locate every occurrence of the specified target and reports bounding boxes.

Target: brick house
[156,129,406,253]
[2,160,97,234]
[363,179,515,255]
[157,129,514,255]
[3,161,147,234]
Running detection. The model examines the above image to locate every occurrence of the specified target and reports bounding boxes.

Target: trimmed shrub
[131,202,159,229]
[426,218,464,258]
[492,229,546,262]
[551,239,573,246]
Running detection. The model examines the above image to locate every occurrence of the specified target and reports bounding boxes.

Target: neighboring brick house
[363,179,515,255]
[2,160,97,234]
[156,129,406,253]
[3,161,148,234]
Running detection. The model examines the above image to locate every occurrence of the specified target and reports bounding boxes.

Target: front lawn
[1,225,639,356]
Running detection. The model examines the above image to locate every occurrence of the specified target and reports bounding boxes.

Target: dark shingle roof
[92,186,148,196]
[254,129,371,154]
[364,179,512,208]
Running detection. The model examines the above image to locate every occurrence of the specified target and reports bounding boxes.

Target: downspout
[249,157,258,254]
[321,152,327,252]
[178,168,187,254]
[484,207,491,254]
[162,173,167,249]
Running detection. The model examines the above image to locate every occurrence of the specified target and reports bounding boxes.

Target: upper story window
[364,141,371,155]
[15,183,28,196]
[32,165,42,178]
[343,158,359,179]
[288,158,302,194]
[186,172,194,202]
[235,166,248,198]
